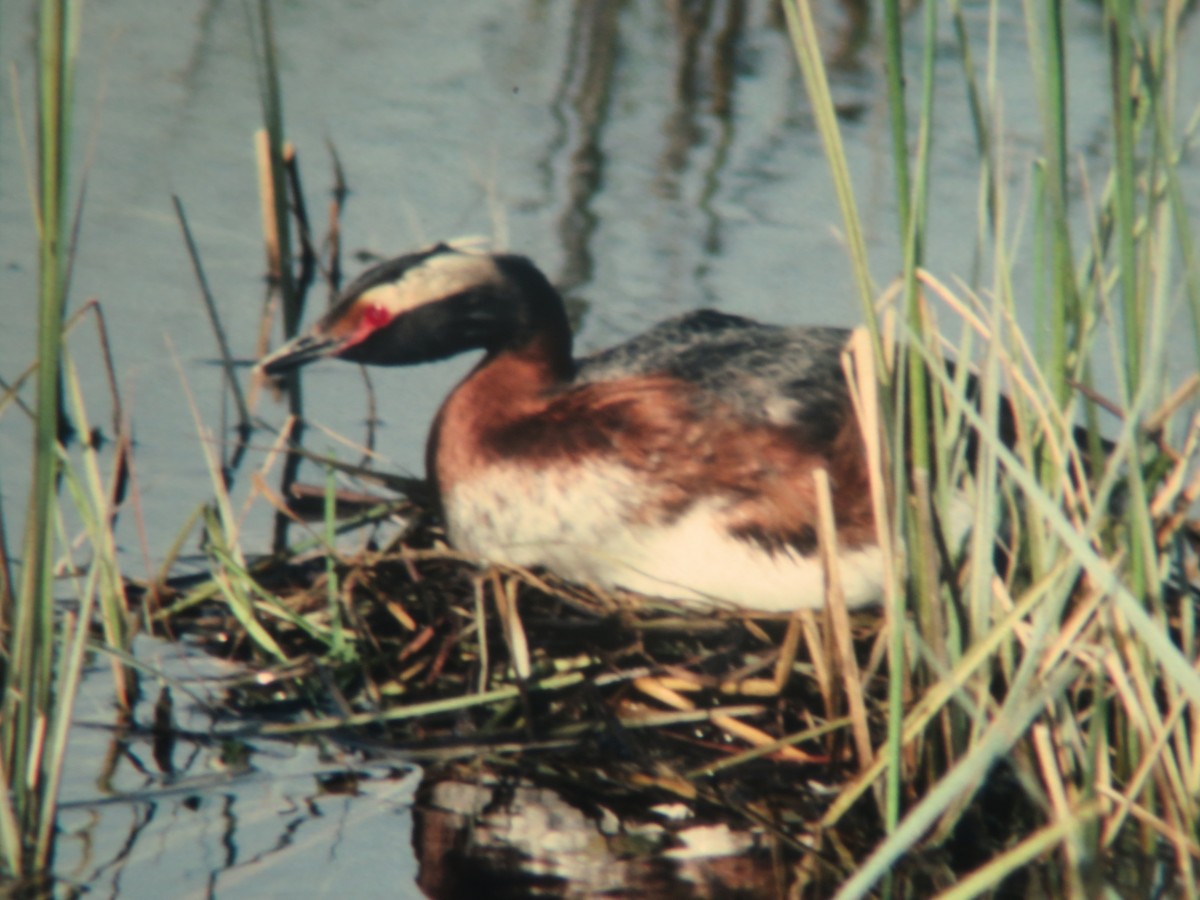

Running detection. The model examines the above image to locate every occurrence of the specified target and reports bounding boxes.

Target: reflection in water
[825,0,871,71]
[413,771,782,899]
[533,0,879,338]
[660,0,747,274]
[54,639,423,898]
[545,0,623,309]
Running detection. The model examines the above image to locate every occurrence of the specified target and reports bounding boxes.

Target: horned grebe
[259,244,879,612]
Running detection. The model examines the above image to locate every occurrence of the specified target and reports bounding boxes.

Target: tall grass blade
[1104,0,1141,394]
[833,667,1080,900]
[1022,0,1076,406]
[0,0,82,879]
[61,355,133,704]
[780,0,882,374]
[779,1,1199,890]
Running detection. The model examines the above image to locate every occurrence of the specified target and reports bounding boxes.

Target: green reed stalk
[0,0,80,879]
[881,1,911,236]
[880,0,926,856]
[1019,0,1078,600]
[1023,0,1075,408]
[785,6,912,865]
[1149,17,1200,360]
[1105,0,1141,394]
[780,0,882,374]
[324,463,349,662]
[789,0,1199,894]
[1102,1,1153,604]
[947,0,996,235]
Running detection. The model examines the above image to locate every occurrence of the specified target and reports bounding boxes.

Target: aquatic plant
[0,0,135,883]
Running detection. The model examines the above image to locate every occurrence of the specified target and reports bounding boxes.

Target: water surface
[2,1,1198,896]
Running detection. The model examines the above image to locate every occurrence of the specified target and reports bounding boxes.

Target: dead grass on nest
[134,471,1200,897]
[154,493,890,771]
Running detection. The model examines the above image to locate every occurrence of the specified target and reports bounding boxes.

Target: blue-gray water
[2,1,1198,896]
[5,1,1195,572]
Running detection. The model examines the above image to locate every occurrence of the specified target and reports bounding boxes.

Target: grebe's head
[258,243,569,376]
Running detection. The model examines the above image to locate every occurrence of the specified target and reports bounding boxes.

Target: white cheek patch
[442,462,885,612]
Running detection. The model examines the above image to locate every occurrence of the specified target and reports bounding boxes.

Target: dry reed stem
[255,128,281,280]
[632,676,698,710]
[324,139,347,299]
[625,772,698,799]
[1142,373,1200,436]
[1102,642,1152,737]
[771,609,805,693]
[173,196,250,429]
[814,467,872,771]
[1101,685,1198,850]
[1032,723,1084,881]
[843,328,897,607]
[632,676,816,764]
[1151,413,1200,518]
[250,418,304,521]
[491,571,530,681]
[473,576,489,694]
[721,678,782,697]
[917,269,1091,512]
[381,597,416,632]
[658,675,704,693]
[818,565,1060,829]
[798,609,834,713]
[0,298,117,423]
[1097,784,1200,861]
[1037,582,1105,678]
[1115,612,1195,809]
[841,327,896,778]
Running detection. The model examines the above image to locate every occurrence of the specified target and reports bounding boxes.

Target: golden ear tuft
[376,249,502,314]
[442,235,495,256]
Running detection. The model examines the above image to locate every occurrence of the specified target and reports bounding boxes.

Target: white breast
[441,461,884,612]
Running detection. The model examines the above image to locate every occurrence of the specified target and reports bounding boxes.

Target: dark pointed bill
[258,333,346,376]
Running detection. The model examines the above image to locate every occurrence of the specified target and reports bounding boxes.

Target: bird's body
[260,244,880,612]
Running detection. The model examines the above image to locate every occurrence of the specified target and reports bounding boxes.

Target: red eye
[362,304,389,329]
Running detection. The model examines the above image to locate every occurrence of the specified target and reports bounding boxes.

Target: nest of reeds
[164,485,890,770]
[140,465,1200,897]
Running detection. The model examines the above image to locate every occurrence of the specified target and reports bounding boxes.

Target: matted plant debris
[135,467,1200,895]
[159,488,887,765]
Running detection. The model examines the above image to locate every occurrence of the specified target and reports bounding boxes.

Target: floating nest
[134,466,1200,897]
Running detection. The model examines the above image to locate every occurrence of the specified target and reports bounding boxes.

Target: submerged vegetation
[2,0,1200,896]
